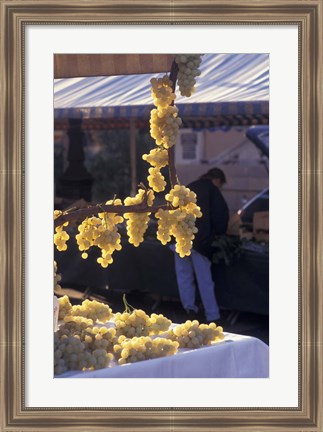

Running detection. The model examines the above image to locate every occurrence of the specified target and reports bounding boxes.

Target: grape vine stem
[168,60,179,188]
[54,197,169,228]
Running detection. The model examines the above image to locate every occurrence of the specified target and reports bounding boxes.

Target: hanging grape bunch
[75,198,124,268]
[53,54,204,267]
[54,211,69,251]
[156,185,202,257]
[174,54,203,97]
[124,188,155,246]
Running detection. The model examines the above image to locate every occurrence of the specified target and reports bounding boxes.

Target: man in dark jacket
[173,167,229,323]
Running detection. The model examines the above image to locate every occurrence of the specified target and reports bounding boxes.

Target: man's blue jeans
[171,246,220,322]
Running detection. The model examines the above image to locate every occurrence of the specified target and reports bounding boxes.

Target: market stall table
[56,332,269,378]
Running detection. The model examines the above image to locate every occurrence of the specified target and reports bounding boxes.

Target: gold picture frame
[1,0,322,430]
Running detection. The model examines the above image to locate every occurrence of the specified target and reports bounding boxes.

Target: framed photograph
[1,0,322,431]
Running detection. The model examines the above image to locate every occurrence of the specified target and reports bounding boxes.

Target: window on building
[181,133,198,160]
[175,129,203,164]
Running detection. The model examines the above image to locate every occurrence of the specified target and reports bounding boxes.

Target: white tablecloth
[56,332,269,378]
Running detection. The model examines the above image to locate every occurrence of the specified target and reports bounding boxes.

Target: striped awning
[54,101,269,130]
[54,53,269,128]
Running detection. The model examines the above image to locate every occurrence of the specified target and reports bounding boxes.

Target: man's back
[188,178,229,257]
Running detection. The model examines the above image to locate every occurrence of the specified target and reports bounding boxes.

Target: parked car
[246,125,269,158]
[238,187,269,226]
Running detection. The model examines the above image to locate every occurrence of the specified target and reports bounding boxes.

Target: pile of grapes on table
[54,295,225,375]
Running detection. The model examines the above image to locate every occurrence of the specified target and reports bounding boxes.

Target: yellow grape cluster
[149,75,182,149]
[60,315,94,336]
[174,54,203,97]
[155,209,178,245]
[156,208,197,257]
[113,335,179,365]
[143,148,169,193]
[124,189,155,246]
[54,333,113,375]
[75,199,123,268]
[54,210,69,251]
[165,184,198,208]
[58,295,72,320]
[147,313,172,335]
[147,167,166,192]
[114,309,151,338]
[114,308,172,338]
[55,314,115,374]
[167,320,225,349]
[156,185,202,257]
[58,315,116,352]
[148,76,181,192]
[150,105,182,149]
[70,299,113,323]
[54,333,86,375]
[150,76,175,107]
[142,148,168,168]
[54,260,62,291]
[82,325,116,352]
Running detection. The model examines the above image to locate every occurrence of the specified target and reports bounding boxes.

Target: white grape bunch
[170,209,199,257]
[95,198,124,267]
[54,333,113,375]
[59,315,94,337]
[155,208,178,246]
[58,295,72,320]
[149,105,182,149]
[113,335,179,365]
[54,260,62,291]
[58,309,116,352]
[167,320,225,349]
[156,184,202,257]
[55,305,115,375]
[114,309,151,338]
[150,75,176,107]
[75,199,123,268]
[113,294,152,338]
[147,313,172,335]
[70,299,113,323]
[54,210,69,251]
[142,148,168,169]
[143,148,169,193]
[75,216,98,255]
[174,54,203,97]
[156,208,197,257]
[147,166,167,192]
[124,189,155,246]
[165,184,198,208]
[82,325,117,352]
[149,74,182,149]
[54,333,84,375]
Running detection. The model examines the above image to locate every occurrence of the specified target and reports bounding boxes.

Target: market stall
[53,55,269,380]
